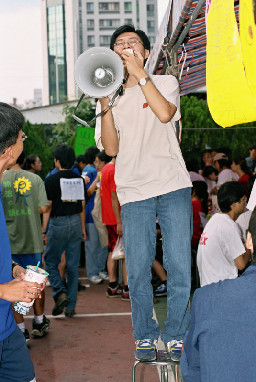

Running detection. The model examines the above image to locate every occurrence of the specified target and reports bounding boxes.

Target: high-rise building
[41,0,158,105]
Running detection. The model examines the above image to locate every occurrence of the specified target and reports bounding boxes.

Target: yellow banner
[206,0,256,127]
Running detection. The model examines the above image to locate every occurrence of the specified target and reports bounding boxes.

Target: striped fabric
[154,0,240,96]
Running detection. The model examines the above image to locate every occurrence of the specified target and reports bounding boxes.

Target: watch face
[140,78,146,86]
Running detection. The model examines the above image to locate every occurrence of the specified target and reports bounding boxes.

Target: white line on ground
[24,312,132,319]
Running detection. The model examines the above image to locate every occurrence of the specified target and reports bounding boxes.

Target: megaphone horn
[75,47,124,98]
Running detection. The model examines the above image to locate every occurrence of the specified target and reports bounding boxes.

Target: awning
[146,0,240,95]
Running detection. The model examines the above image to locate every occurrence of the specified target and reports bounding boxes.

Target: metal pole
[172,0,206,52]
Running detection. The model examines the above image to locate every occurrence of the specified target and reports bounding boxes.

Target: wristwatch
[138,76,150,87]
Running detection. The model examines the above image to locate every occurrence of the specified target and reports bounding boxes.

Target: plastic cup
[13,265,49,315]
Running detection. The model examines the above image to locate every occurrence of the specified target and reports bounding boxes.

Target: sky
[0,0,170,106]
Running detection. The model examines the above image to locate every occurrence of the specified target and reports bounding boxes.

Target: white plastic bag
[112,236,125,260]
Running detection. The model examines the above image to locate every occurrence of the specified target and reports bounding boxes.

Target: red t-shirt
[192,199,203,249]
[100,162,117,225]
[238,173,250,197]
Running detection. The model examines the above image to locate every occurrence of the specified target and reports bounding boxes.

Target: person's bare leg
[152,260,167,282]
[13,309,24,324]
[33,290,45,316]
[107,252,117,282]
[58,251,66,279]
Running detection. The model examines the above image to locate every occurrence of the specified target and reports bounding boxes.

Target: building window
[147,4,154,17]
[87,36,95,46]
[149,36,155,45]
[87,19,94,30]
[124,2,132,13]
[147,20,155,33]
[99,19,120,30]
[125,18,132,24]
[99,2,120,13]
[99,35,111,46]
[47,4,67,104]
[87,2,94,13]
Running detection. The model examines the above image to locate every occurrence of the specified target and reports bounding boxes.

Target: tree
[52,100,96,147]
[180,95,256,162]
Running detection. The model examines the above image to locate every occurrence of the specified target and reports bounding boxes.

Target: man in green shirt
[0,151,49,346]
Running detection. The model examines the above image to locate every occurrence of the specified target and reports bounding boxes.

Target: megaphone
[74,47,124,98]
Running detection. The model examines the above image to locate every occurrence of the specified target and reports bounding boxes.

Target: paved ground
[24,267,183,382]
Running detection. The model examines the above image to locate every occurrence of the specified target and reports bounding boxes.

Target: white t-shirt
[217,169,239,186]
[197,213,245,286]
[95,75,191,206]
[236,210,252,243]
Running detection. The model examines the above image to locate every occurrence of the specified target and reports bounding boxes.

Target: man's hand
[12,264,26,280]
[121,50,145,79]
[0,279,44,303]
[82,228,87,242]
[116,222,123,237]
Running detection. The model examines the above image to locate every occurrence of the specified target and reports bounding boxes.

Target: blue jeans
[84,223,108,277]
[44,215,83,310]
[0,326,35,382]
[121,188,192,343]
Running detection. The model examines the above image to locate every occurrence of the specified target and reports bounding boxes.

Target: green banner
[74,125,96,156]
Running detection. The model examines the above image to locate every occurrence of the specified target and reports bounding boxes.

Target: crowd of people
[1,22,256,382]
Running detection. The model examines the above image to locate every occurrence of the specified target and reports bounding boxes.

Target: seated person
[197,181,251,287]
[181,207,256,382]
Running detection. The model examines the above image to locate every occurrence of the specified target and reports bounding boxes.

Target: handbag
[91,189,108,248]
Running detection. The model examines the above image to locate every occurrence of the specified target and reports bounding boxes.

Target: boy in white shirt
[197,181,251,286]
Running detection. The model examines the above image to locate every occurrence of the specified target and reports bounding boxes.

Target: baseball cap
[213,153,228,163]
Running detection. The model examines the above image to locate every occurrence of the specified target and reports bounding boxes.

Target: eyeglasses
[114,38,143,49]
[20,131,27,142]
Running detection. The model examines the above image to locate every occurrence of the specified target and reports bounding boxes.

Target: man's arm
[98,98,119,157]
[122,50,177,123]
[41,200,52,245]
[111,191,122,236]
[234,246,251,270]
[80,200,86,241]
[0,279,43,303]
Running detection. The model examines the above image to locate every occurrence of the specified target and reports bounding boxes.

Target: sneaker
[23,329,30,347]
[52,292,69,316]
[121,290,130,301]
[154,283,167,297]
[65,309,76,318]
[134,339,157,361]
[98,271,109,281]
[88,275,103,284]
[31,315,50,338]
[166,340,183,361]
[106,285,123,298]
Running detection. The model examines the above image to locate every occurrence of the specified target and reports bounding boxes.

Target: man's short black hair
[110,24,151,52]
[0,103,24,154]
[76,154,86,163]
[203,165,218,178]
[96,150,112,164]
[217,181,245,213]
[248,207,256,262]
[54,144,75,169]
[16,151,26,166]
[23,154,37,170]
[84,147,100,165]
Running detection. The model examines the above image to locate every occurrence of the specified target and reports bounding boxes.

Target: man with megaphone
[96,24,192,363]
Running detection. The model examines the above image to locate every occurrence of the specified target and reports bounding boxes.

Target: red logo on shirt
[199,233,208,246]
[143,103,148,108]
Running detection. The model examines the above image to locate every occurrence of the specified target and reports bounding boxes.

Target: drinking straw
[35,261,40,272]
